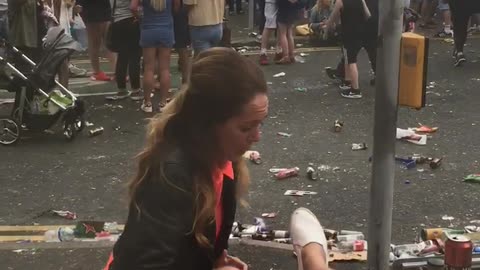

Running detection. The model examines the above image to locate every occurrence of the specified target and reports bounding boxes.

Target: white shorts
[264,2,278,29]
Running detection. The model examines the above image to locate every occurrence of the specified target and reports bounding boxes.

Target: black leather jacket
[110,150,237,270]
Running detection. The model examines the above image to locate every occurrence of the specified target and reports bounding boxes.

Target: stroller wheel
[0,118,21,146]
[63,122,76,142]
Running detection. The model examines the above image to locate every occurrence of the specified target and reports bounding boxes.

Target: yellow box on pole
[398,32,429,109]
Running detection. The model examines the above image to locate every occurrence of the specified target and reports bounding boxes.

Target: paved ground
[1,37,480,269]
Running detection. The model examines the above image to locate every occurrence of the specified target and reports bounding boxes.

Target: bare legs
[85,22,116,78]
[142,47,171,111]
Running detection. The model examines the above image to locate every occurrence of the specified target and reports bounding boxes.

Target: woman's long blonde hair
[128,48,268,247]
[150,0,166,11]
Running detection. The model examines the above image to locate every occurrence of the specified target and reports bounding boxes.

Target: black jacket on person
[110,150,237,270]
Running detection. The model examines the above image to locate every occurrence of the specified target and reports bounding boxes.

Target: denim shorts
[438,0,449,11]
[189,24,223,54]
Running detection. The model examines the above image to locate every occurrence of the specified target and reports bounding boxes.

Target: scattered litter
[334,120,344,132]
[417,168,425,172]
[277,132,292,137]
[85,121,94,127]
[261,212,277,218]
[273,72,286,78]
[86,155,106,160]
[294,56,306,63]
[248,32,258,37]
[243,150,262,165]
[275,167,299,180]
[395,157,416,169]
[410,125,438,134]
[352,143,367,151]
[307,166,318,181]
[294,87,307,92]
[464,174,480,183]
[442,215,454,221]
[267,81,273,85]
[471,220,480,224]
[300,53,309,57]
[318,165,331,172]
[296,43,304,47]
[284,190,318,196]
[12,249,27,253]
[405,180,411,184]
[114,126,121,131]
[269,168,287,173]
[396,128,427,145]
[51,210,77,220]
[43,129,55,135]
[89,127,104,137]
[429,158,442,169]
[104,104,123,109]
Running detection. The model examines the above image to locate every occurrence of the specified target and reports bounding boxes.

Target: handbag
[106,0,118,52]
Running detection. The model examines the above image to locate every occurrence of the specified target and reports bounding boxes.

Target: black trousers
[228,0,243,11]
[256,0,266,33]
[449,0,480,52]
[111,18,141,90]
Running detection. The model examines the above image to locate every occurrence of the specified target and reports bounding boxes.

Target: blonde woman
[131,0,179,113]
[103,48,268,270]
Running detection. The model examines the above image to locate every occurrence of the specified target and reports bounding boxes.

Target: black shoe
[325,67,344,83]
[339,80,352,90]
[435,30,453,38]
[341,89,362,99]
[454,52,466,67]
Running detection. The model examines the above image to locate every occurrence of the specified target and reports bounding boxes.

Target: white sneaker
[140,101,153,113]
[290,208,328,269]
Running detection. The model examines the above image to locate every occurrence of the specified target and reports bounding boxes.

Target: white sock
[445,25,452,33]
[260,48,267,55]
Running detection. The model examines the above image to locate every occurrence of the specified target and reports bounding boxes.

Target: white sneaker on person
[140,101,153,113]
[290,208,329,270]
[105,91,130,101]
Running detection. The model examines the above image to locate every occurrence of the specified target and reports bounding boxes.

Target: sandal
[275,56,292,65]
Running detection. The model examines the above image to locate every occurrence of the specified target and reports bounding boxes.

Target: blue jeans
[189,24,223,55]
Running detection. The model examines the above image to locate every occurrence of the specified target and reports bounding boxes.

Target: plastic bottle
[44,227,75,242]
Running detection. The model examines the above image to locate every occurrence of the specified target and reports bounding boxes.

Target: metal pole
[248,0,255,30]
[367,0,404,269]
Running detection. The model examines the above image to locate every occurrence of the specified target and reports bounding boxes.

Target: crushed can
[307,166,318,181]
[411,154,428,164]
[324,229,338,241]
[421,228,445,241]
[275,167,299,180]
[334,120,344,132]
[273,238,291,244]
[269,168,287,173]
[352,143,367,151]
[393,243,423,256]
[89,127,104,137]
[429,157,442,169]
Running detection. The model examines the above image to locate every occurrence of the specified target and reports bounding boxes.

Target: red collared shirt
[212,161,234,241]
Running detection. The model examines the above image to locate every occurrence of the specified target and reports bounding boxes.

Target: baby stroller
[0,26,85,145]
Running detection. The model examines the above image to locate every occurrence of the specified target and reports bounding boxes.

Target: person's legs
[156,47,171,110]
[86,22,102,74]
[302,243,329,270]
[340,42,362,98]
[142,47,157,112]
[257,0,266,33]
[420,0,435,25]
[449,0,469,66]
[436,2,453,36]
[115,51,129,90]
[287,25,295,62]
[236,0,243,13]
[58,60,69,89]
[177,48,191,84]
[99,21,117,75]
[276,22,290,63]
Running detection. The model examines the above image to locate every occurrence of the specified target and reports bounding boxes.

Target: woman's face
[216,94,269,162]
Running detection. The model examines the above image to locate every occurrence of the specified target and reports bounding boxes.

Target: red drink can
[275,167,299,180]
[444,235,473,270]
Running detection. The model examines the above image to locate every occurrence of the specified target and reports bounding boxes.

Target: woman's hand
[73,4,82,14]
[130,0,140,17]
[214,250,248,270]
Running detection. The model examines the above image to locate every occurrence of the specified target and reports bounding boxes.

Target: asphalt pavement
[1,38,480,270]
